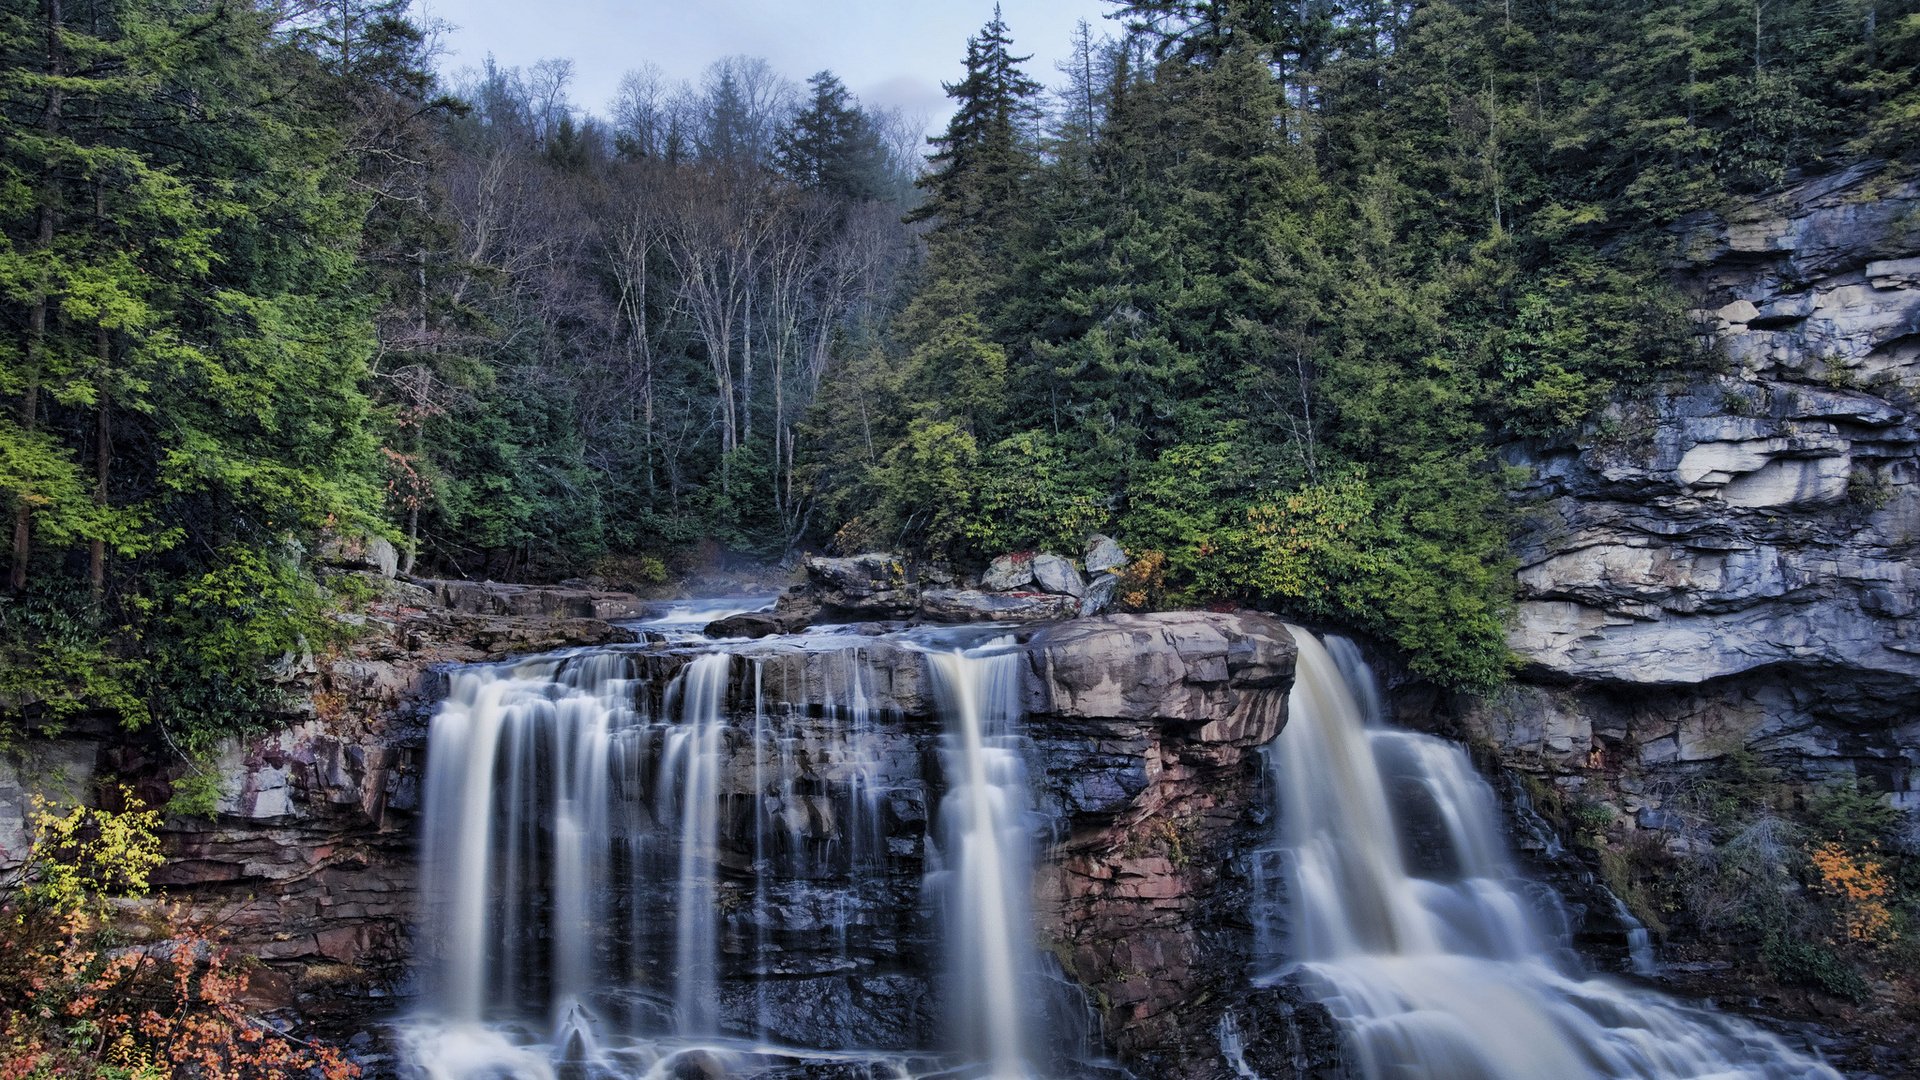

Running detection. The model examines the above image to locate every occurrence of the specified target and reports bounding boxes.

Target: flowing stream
[1262,628,1840,1080]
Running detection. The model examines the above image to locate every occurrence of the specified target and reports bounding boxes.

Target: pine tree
[908,5,1043,241]
[776,71,887,201]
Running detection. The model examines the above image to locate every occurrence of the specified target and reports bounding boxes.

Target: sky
[420,0,1119,129]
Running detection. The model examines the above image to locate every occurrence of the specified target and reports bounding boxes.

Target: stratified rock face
[1508,164,1920,689]
[0,575,649,1025]
[1481,167,1920,1061]
[423,577,649,622]
[1025,613,1326,1079]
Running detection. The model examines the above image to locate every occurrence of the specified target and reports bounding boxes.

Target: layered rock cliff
[1,588,1324,1078]
[1466,161,1920,1071]
[1492,161,1920,793]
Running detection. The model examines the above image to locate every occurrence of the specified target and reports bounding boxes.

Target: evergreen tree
[908,5,1043,241]
[0,0,380,737]
[777,71,887,201]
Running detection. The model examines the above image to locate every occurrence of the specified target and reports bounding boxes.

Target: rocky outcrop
[787,544,1130,628]
[417,577,649,622]
[0,573,645,1028]
[1507,163,1920,698]
[802,553,919,618]
[919,587,1081,622]
[1483,163,1920,1071]
[1024,614,1331,1078]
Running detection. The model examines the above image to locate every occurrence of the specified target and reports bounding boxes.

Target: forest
[3,0,1918,753]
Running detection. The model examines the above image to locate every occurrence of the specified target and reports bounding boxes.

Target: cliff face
[0,595,1327,1078]
[1471,163,1920,1071]
[1494,162,1920,792]
[0,574,643,1030]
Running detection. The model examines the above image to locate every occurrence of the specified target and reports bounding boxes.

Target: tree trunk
[13,0,62,594]
[90,374,109,606]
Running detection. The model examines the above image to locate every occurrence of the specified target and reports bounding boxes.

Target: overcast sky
[421,0,1119,130]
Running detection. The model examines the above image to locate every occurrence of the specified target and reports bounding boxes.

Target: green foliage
[965,432,1108,556]
[165,767,224,820]
[1762,933,1872,1003]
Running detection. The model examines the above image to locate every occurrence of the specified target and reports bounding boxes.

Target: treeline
[4,0,1916,748]
[384,57,923,576]
[816,0,1919,686]
[0,0,919,747]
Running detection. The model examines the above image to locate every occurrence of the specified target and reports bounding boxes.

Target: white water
[925,635,1044,1080]
[403,623,1081,1079]
[1264,628,1841,1080]
[404,642,909,1076]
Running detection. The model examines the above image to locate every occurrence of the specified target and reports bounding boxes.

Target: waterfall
[402,622,1073,1079]
[925,635,1043,1079]
[1263,627,1841,1080]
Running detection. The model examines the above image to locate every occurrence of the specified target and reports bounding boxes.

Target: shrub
[0,792,357,1079]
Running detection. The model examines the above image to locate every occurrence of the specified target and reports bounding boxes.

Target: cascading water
[400,618,1086,1080]
[924,636,1044,1079]
[1262,627,1841,1080]
[401,634,918,1078]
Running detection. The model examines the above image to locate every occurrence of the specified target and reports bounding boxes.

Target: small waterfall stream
[925,636,1043,1079]
[1264,628,1840,1080]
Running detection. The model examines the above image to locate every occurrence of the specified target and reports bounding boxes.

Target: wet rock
[704,611,808,639]
[917,588,1079,623]
[1031,552,1086,597]
[981,552,1036,592]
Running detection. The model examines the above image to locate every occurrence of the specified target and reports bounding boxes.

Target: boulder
[1084,534,1127,575]
[918,588,1079,623]
[805,554,918,617]
[316,533,398,578]
[1079,574,1119,618]
[704,612,795,639]
[980,552,1035,592]
[1031,552,1085,597]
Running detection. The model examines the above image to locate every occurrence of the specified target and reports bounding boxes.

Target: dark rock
[704,611,805,639]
